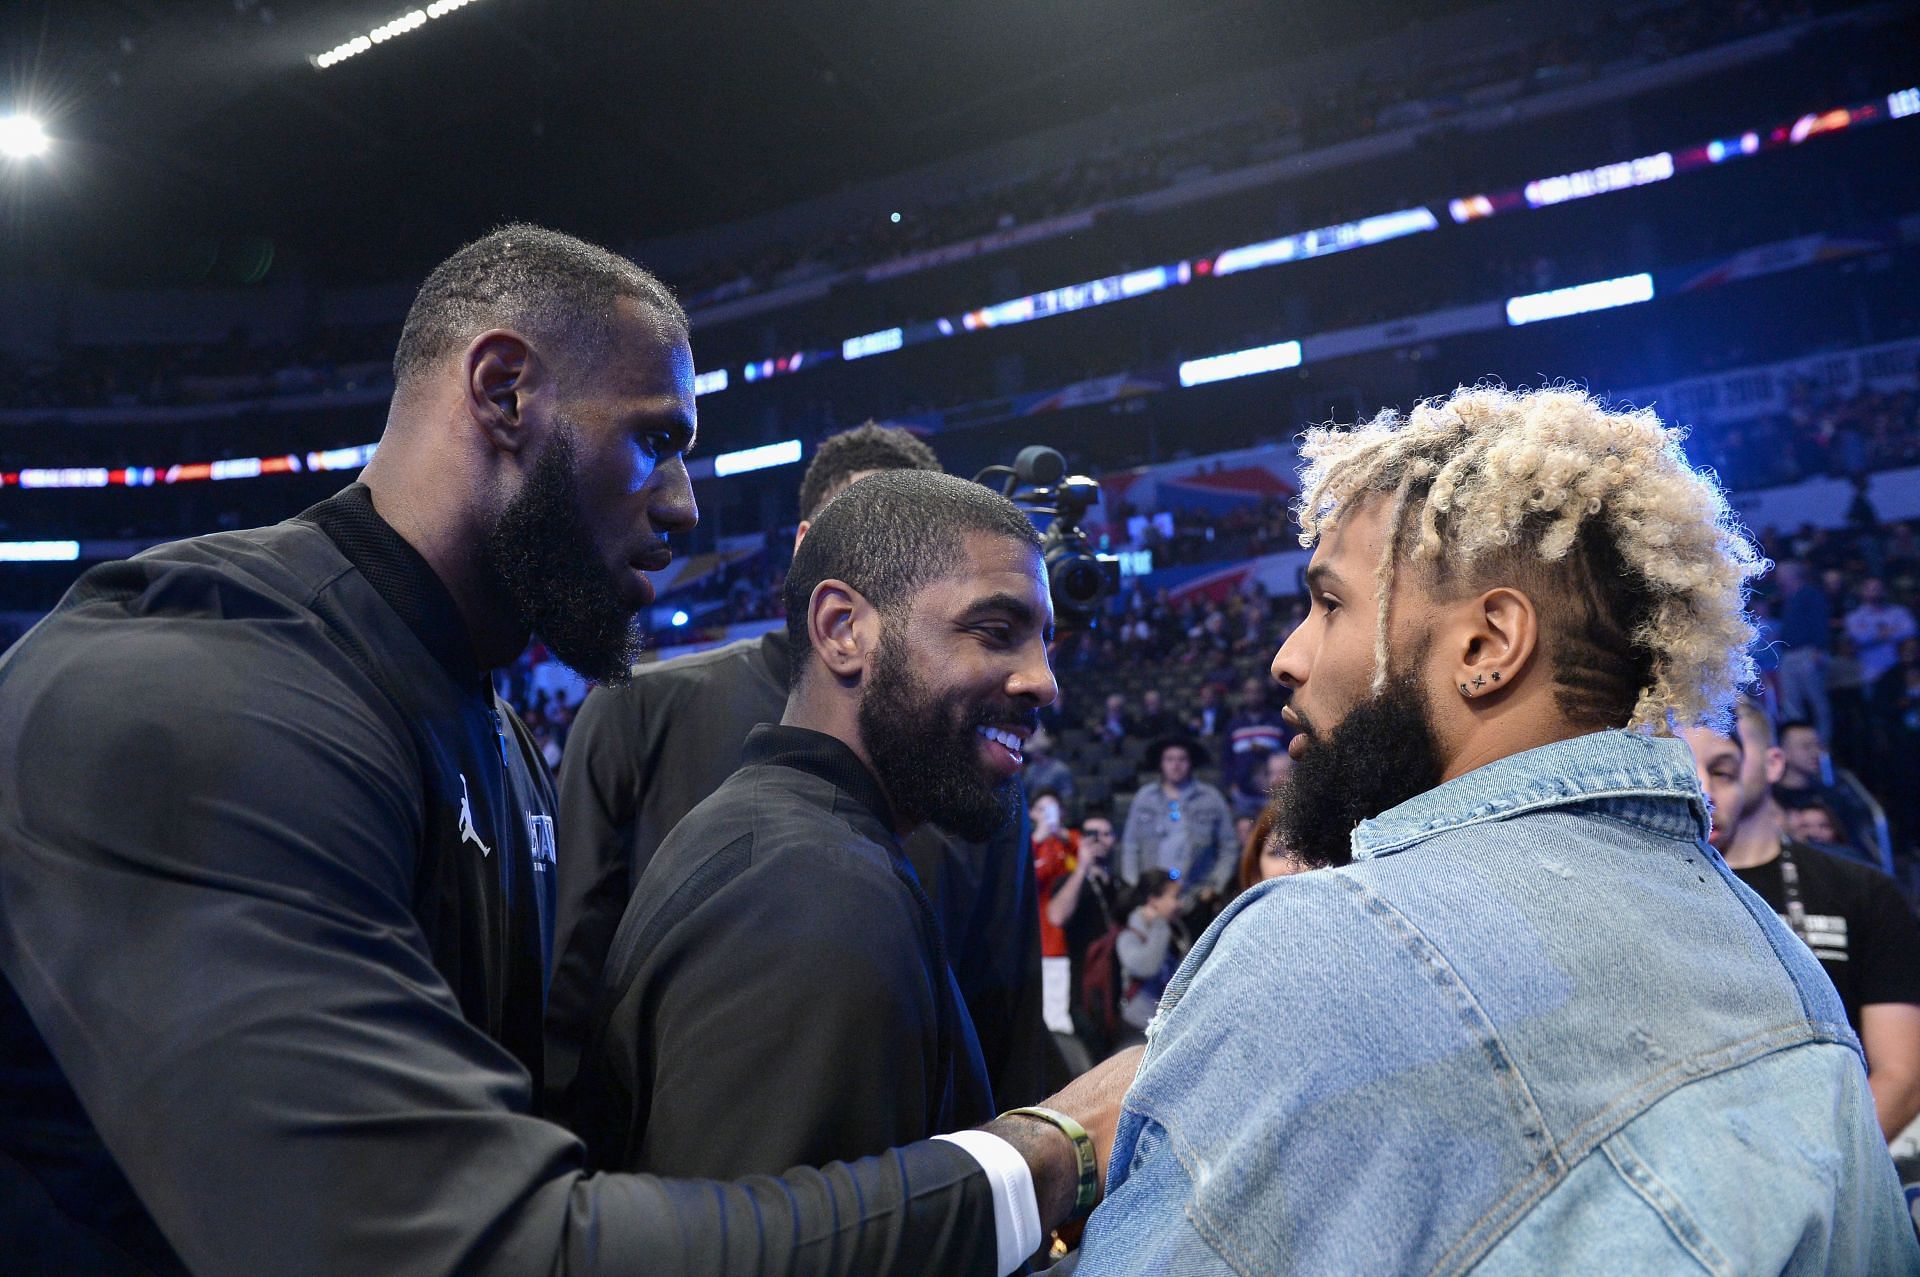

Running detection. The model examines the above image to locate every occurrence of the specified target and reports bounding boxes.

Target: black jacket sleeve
[0,622,999,1277]
[549,681,650,1112]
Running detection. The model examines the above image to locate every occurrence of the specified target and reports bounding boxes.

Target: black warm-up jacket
[547,629,1061,1116]
[569,724,997,1176]
[0,484,1000,1277]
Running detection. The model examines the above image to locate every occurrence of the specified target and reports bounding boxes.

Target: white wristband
[933,1129,1045,1275]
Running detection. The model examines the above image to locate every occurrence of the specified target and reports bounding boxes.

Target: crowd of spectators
[0,326,396,412]
[1098,497,1299,570]
[631,377,1919,650]
[661,0,1817,310]
[1751,516,1920,859]
[495,641,585,771]
[1695,383,1920,492]
[0,0,1831,416]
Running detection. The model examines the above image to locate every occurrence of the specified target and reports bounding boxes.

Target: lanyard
[1777,836,1810,946]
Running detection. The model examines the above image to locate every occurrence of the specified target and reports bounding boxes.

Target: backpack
[1077,922,1127,1042]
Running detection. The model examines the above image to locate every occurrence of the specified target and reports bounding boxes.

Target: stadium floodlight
[0,114,49,159]
[671,610,690,627]
[1178,340,1303,388]
[1505,273,1654,326]
[712,438,803,477]
[312,0,484,69]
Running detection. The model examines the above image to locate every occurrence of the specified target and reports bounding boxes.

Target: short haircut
[796,422,942,523]
[783,470,1040,689]
[393,223,687,387]
[1294,384,1766,731]
[1778,719,1820,741]
[1793,797,1846,835]
[1733,695,1775,748]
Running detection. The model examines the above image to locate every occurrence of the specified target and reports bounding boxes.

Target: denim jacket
[1119,780,1237,895]
[1077,731,1917,1275]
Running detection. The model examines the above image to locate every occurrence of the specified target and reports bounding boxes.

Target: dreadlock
[1294,383,1766,731]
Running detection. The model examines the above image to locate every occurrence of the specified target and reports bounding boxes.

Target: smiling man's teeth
[976,726,1025,759]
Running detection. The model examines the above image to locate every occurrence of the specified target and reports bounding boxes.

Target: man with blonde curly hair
[1071,385,1916,1274]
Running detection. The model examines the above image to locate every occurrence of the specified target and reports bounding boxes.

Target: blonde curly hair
[1294,384,1766,731]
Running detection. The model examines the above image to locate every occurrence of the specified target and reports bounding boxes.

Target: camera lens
[1054,555,1102,604]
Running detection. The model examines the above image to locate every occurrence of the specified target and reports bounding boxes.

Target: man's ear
[1451,586,1539,700]
[807,579,881,686]
[1765,745,1787,786]
[464,330,541,457]
[792,519,812,554]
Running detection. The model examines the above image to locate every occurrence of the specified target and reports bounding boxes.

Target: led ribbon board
[1208,208,1438,276]
[1504,273,1655,326]
[0,541,79,561]
[711,439,803,477]
[694,87,1913,394]
[1178,341,1303,387]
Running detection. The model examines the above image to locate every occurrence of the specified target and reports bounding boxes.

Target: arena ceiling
[5,0,1488,283]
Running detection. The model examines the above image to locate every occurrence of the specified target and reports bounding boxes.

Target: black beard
[480,423,641,686]
[858,630,1030,842]
[1272,673,1446,869]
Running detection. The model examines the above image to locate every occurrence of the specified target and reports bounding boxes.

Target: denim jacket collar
[1351,729,1707,861]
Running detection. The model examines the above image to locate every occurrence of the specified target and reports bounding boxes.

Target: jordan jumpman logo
[458,774,491,857]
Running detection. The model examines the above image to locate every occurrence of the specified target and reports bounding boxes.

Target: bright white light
[1891,88,1920,120]
[305,444,379,472]
[19,468,109,489]
[961,263,1175,331]
[842,327,903,361]
[890,212,902,223]
[671,610,690,627]
[693,368,729,396]
[1211,208,1438,277]
[0,540,79,562]
[313,0,482,69]
[712,438,804,477]
[1178,340,1302,388]
[0,114,49,159]
[1523,153,1672,209]
[210,457,263,481]
[1505,273,1654,326]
